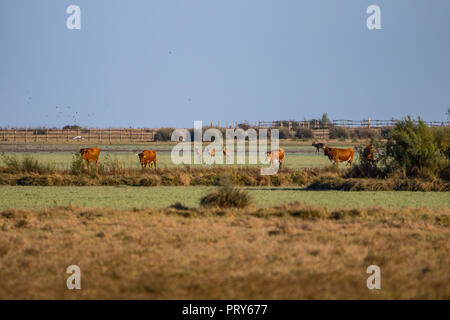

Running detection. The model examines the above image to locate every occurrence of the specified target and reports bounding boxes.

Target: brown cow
[138,150,157,168]
[363,145,375,161]
[323,146,354,168]
[79,147,100,169]
[266,148,285,169]
[222,146,231,161]
[208,147,230,158]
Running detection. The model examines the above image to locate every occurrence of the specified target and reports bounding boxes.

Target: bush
[278,127,293,139]
[381,127,393,139]
[154,128,175,141]
[200,177,252,208]
[200,186,251,208]
[70,153,85,175]
[1,153,20,172]
[329,126,349,140]
[351,128,379,140]
[347,144,385,178]
[432,127,450,160]
[0,154,54,174]
[34,128,47,135]
[99,154,123,175]
[385,117,440,177]
[63,125,83,131]
[295,128,313,140]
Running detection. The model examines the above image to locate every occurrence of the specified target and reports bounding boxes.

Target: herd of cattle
[78,143,375,171]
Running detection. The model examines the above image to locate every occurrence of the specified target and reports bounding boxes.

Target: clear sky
[0,0,449,128]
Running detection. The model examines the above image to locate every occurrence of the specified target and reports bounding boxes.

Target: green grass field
[1,151,346,170]
[0,141,363,170]
[0,186,447,210]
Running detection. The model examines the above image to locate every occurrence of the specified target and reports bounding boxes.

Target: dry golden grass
[0,203,449,299]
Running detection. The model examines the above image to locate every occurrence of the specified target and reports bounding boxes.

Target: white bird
[72,136,83,140]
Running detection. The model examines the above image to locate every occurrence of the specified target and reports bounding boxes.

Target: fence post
[141,128,143,142]
[46,128,48,142]
[109,128,111,144]
[119,128,122,142]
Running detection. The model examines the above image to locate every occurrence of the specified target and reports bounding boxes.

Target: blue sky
[0,0,449,128]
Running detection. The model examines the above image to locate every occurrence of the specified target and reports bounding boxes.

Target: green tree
[321,113,330,128]
[385,117,438,177]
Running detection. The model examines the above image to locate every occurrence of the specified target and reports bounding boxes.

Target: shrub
[1,153,20,172]
[0,154,54,174]
[295,128,313,140]
[21,156,41,172]
[100,154,123,175]
[385,117,440,177]
[432,127,450,160]
[351,128,379,140]
[70,153,85,175]
[278,127,293,139]
[169,202,190,210]
[154,128,175,141]
[34,128,47,135]
[200,177,252,208]
[200,186,251,208]
[63,125,83,131]
[329,126,349,140]
[321,113,330,128]
[381,127,393,139]
[346,144,385,178]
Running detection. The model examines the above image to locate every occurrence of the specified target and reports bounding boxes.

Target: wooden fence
[1,119,448,143]
[246,119,449,129]
[0,128,155,143]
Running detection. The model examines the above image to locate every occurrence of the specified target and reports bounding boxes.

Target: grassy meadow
[0,186,448,210]
[0,141,449,299]
[0,141,360,170]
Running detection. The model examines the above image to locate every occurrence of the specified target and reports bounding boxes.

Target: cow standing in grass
[266,148,285,169]
[138,150,157,169]
[323,146,354,168]
[80,147,100,170]
[222,146,231,162]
